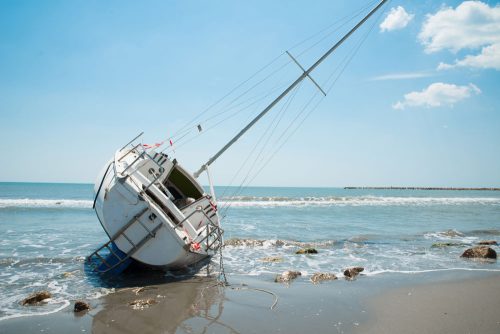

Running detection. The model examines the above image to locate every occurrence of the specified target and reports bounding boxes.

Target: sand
[1,271,499,333]
[356,274,500,334]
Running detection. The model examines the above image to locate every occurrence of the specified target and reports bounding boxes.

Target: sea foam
[219,196,500,207]
[0,199,92,209]
[1,196,498,209]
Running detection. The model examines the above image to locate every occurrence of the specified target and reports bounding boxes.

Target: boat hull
[90,146,221,272]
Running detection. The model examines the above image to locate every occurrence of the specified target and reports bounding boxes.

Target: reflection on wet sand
[92,277,240,334]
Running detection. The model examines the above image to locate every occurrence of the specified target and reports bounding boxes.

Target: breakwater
[344,187,500,191]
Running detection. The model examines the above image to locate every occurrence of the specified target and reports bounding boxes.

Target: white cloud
[419,1,500,71]
[419,1,500,53]
[380,6,414,32]
[370,71,433,81]
[438,43,500,70]
[393,82,481,110]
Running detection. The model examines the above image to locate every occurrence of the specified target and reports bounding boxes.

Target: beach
[1,271,499,333]
[357,273,500,334]
[0,183,499,333]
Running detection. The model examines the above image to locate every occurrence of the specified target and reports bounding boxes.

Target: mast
[194,0,388,178]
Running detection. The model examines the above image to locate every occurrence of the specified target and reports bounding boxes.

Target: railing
[172,201,222,253]
[113,133,223,254]
[115,133,170,192]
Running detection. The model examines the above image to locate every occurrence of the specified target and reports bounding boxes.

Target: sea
[1,182,499,320]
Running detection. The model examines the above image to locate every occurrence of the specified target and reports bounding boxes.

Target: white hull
[90,143,222,272]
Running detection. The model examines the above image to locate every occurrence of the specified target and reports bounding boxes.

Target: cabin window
[163,167,203,201]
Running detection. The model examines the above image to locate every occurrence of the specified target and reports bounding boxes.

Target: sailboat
[87,0,388,274]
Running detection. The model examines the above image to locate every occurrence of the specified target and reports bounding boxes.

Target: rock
[62,272,74,278]
[477,240,498,246]
[275,270,302,283]
[310,273,337,284]
[461,246,497,259]
[343,267,364,280]
[21,291,51,305]
[129,298,157,310]
[132,286,158,295]
[431,242,466,248]
[74,301,91,312]
[440,229,464,237]
[259,256,283,263]
[295,248,318,255]
[275,240,285,247]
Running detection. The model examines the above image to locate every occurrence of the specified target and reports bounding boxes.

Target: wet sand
[356,274,500,334]
[1,271,499,333]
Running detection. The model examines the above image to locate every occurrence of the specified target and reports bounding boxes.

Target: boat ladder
[87,207,162,274]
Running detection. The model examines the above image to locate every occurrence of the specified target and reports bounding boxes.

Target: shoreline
[1,270,499,333]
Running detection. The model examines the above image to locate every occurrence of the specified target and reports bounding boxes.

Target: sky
[1,0,499,187]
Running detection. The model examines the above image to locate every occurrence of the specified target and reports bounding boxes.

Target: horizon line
[1,181,499,189]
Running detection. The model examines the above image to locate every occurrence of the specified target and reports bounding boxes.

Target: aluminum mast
[194,0,388,178]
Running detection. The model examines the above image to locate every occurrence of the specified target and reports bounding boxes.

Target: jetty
[344,187,500,191]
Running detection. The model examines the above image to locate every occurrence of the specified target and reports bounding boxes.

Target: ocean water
[1,182,499,320]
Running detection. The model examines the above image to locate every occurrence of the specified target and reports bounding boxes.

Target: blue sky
[1,0,499,187]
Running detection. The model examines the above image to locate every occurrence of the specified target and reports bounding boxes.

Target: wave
[0,256,85,269]
[218,195,500,207]
[224,238,338,248]
[0,199,92,209]
[0,300,71,322]
[2,195,499,210]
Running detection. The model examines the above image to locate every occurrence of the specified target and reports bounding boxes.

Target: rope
[201,281,279,310]
[217,228,228,285]
[229,285,279,310]
[208,219,277,310]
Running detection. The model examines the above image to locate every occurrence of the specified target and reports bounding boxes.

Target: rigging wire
[219,3,387,218]
[219,89,323,216]
[219,82,324,212]
[155,0,382,155]
[161,70,295,155]
[219,81,306,207]
[170,53,286,141]
[160,59,297,155]
[164,55,292,150]
[199,60,293,124]
[219,81,304,201]
[294,0,379,58]
[219,55,347,213]
[251,4,386,183]
[218,2,385,205]
[288,0,378,53]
